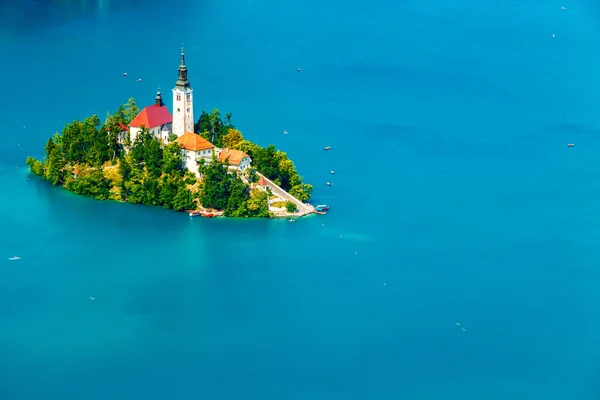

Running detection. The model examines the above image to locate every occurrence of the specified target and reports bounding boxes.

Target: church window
[186,94,191,102]
[187,108,190,113]
[177,94,181,101]
[177,108,180,112]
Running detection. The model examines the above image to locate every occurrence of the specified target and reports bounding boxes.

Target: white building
[172,48,194,138]
[128,90,172,143]
[175,132,215,177]
[217,148,252,172]
[127,48,254,178]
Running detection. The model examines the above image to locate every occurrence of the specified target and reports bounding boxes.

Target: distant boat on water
[315,204,329,211]
[324,146,332,151]
[122,72,128,76]
[568,143,574,147]
[8,256,21,261]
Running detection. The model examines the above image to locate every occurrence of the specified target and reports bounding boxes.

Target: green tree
[285,201,297,213]
[246,189,271,217]
[224,176,250,217]
[118,156,133,199]
[173,185,196,211]
[26,156,44,176]
[289,183,313,202]
[158,174,179,208]
[162,142,183,175]
[221,128,244,149]
[195,110,212,136]
[123,97,139,124]
[207,108,222,144]
[45,146,66,185]
[144,136,163,178]
[199,156,230,210]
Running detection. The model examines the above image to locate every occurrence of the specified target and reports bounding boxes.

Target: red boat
[204,213,214,218]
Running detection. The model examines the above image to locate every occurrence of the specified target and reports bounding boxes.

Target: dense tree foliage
[194,108,235,148]
[221,128,244,149]
[27,100,307,216]
[236,141,313,201]
[285,201,297,213]
[199,156,270,218]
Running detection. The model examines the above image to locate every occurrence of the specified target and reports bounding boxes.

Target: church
[127,48,251,177]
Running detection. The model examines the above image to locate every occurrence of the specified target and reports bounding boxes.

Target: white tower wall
[172,87,194,137]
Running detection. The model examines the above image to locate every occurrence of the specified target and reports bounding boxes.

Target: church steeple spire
[176,46,190,89]
[172,46,194,138]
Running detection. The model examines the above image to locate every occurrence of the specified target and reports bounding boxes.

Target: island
[26,48,314,219]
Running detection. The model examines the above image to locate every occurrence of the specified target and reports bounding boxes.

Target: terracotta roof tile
[257,175,268,186]
[176,132,215,151]
[218,148,249,166]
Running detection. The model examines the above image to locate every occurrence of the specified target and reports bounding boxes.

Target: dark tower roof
[175,46,191,90]
[155,89,164,106]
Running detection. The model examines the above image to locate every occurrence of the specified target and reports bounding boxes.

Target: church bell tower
[172,47,194,137]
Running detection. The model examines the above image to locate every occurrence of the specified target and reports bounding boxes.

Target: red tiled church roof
[118,122,128,131]
[176,132,215,151]
[129,104,172,128]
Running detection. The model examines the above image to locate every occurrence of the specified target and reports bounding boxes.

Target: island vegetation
[26,99,313,218]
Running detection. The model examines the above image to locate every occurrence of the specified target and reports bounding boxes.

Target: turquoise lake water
[2,0,600,398]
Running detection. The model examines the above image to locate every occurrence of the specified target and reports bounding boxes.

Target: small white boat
[136,78,142,82]
[289,218,295,222]
[323,146,332,151]
[122,72,128,76]
[568,143,574,147]
[330,170,335,174]
[8,256,21,261]
[552,33,556,38]
[283,130,288,135]
[297,68,301,72]
[326,182,331,186]
[561,6,566,10]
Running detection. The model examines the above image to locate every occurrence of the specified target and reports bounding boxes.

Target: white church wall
[129,127,141,143]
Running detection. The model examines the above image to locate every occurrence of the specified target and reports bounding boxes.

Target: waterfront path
[255,172,314,216]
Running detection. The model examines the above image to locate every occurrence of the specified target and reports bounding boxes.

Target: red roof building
[217,148,250,166]
[175,132,215,151]
[257,175,268,186]
[129,104,172,128]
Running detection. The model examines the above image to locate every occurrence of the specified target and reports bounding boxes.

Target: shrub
[285,201,297,213]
